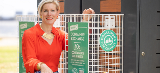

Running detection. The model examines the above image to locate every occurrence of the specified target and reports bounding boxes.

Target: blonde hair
[38,0,60,17]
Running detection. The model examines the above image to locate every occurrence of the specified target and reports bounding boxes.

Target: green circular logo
[99,30,117,52]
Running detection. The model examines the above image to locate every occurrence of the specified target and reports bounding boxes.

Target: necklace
[40,24,54,39]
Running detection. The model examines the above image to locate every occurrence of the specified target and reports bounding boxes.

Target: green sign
[19,22,34,73]
[99,30,117,52]
[68,22,88,73]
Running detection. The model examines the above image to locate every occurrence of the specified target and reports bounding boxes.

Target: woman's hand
[82,8,95,21]
[40,63,53,73]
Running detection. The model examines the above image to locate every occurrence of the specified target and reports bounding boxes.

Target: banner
[19,22,34,73]
[68,22,88,73]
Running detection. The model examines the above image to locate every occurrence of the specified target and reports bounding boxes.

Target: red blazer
[22,23,68,73]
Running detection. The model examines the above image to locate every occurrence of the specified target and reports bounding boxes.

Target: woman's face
[40,3,59,25]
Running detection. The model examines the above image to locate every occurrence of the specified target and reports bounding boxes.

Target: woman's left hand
[82,8,95,21]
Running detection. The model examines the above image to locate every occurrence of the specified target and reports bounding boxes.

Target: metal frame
[16,14,124,73]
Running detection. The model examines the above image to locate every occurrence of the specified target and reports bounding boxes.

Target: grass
[0,46,18,73]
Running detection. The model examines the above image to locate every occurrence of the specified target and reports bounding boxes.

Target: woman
[22,0,95,73]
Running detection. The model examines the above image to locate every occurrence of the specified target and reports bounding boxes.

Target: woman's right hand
[40,63,53,73]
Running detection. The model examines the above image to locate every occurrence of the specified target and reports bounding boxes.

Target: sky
[0,0,37,38]
[0,0,37,17]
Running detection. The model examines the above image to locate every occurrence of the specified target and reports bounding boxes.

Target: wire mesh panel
[16,14,124,73]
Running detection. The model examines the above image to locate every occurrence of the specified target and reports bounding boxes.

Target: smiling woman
[40,3,59,34]
[22,0,95,73]
[22,0,62,72]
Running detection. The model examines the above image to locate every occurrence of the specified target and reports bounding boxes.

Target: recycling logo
[99,30,117,52]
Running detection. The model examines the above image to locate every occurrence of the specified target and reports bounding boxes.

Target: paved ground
[0,37,19,47]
